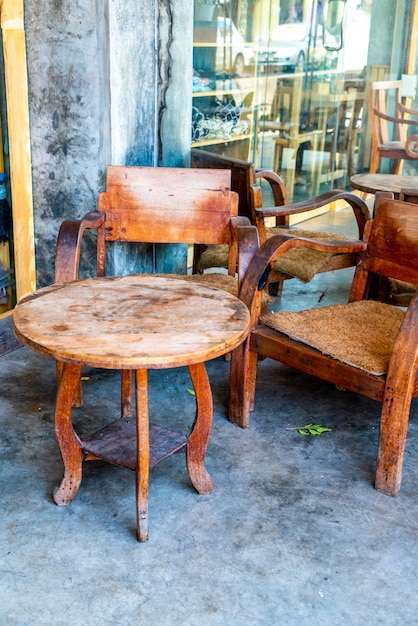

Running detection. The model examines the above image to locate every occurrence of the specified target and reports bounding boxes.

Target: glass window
[192,0,418,203]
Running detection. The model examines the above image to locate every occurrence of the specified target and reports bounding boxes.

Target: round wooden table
[13,275,250,541]
[350,173,418,198]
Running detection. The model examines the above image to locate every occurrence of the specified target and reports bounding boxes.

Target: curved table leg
[53,362,83,506]
[186,362,213,495]
[134,369,150,542]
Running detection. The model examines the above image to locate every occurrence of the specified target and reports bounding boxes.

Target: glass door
[252,0,370,201]
[192,0,415,204]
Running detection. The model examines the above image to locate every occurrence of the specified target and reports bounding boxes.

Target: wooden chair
[190,148,288,276]
[54,165,259,404]
[54,165,255,287]
[191,148,289,225]
[229,196,418,497]
[191,148,370,295]
[250,183,370,295]
[369,79,418,174]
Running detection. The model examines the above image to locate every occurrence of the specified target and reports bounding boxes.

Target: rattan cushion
[262,300,405,375]
[158,272,238,296]
[197,228,348,283]
[266,227,348,283]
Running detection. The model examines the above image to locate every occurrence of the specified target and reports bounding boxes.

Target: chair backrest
[191,149,255,222]
[191,148,288,226]
[96,166,238,277]
[98,166,237,245]
[350,197,418,299]
[369,80,403,145]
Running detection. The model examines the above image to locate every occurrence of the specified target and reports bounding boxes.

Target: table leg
[134,369,150,542]
[53,363,84,506]
[121,369,132,417]
[186,362,213,495]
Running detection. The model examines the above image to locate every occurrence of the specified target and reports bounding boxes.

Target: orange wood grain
[13,275,250,370]
[14,274,250,541]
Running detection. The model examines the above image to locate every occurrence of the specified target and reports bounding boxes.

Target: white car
[194,17,252,76]
[249,23,336,73]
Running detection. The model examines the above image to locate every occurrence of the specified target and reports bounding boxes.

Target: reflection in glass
[192,0,413,202]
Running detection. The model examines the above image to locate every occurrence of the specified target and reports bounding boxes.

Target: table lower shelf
[81,415,188,470]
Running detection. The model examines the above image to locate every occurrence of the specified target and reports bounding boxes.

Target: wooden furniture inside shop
[369,79,418,174]
[258,78,323,200]
[350,173,418,199]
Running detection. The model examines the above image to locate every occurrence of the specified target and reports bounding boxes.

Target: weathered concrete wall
[23,0,192,286]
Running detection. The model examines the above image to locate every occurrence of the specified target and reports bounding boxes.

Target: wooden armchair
[251,184,370,295]
[229,196,418,497]
[55,165,255,290]
[54,165,259,404]
[190,147,288,275]
[191,148,288,224]
[369,79,418,174]
[191,148,370,296]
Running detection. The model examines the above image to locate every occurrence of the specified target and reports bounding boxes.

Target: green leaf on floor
[287,423,332,436]
[186,388,195,396]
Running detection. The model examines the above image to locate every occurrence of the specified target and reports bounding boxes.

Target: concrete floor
[1,209,418,625]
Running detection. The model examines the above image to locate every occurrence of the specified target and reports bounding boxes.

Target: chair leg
[375,386,412,497]
[268,280,284,297]
[228,338,258,428]
[391,159,401,175]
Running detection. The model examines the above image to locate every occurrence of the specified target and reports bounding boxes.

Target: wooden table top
[13,275,250,369]
[350,173,418,197]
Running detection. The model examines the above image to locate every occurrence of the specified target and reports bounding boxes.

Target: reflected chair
[229,196,418,497]
[54,165,259,405]
[313,89,366,184]
[369,79,418,174]
[259,78,323,199]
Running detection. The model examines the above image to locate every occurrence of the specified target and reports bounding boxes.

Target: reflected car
[194,16,252,76]
[249,23,336,73]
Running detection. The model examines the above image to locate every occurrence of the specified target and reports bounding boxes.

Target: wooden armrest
[255,169,288,206]
[54,211,105,284]
[239,233,367,313]
[257,190,370,237]
[374,108,418,127]
[230,217,259,287]
[397,102,418,119]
